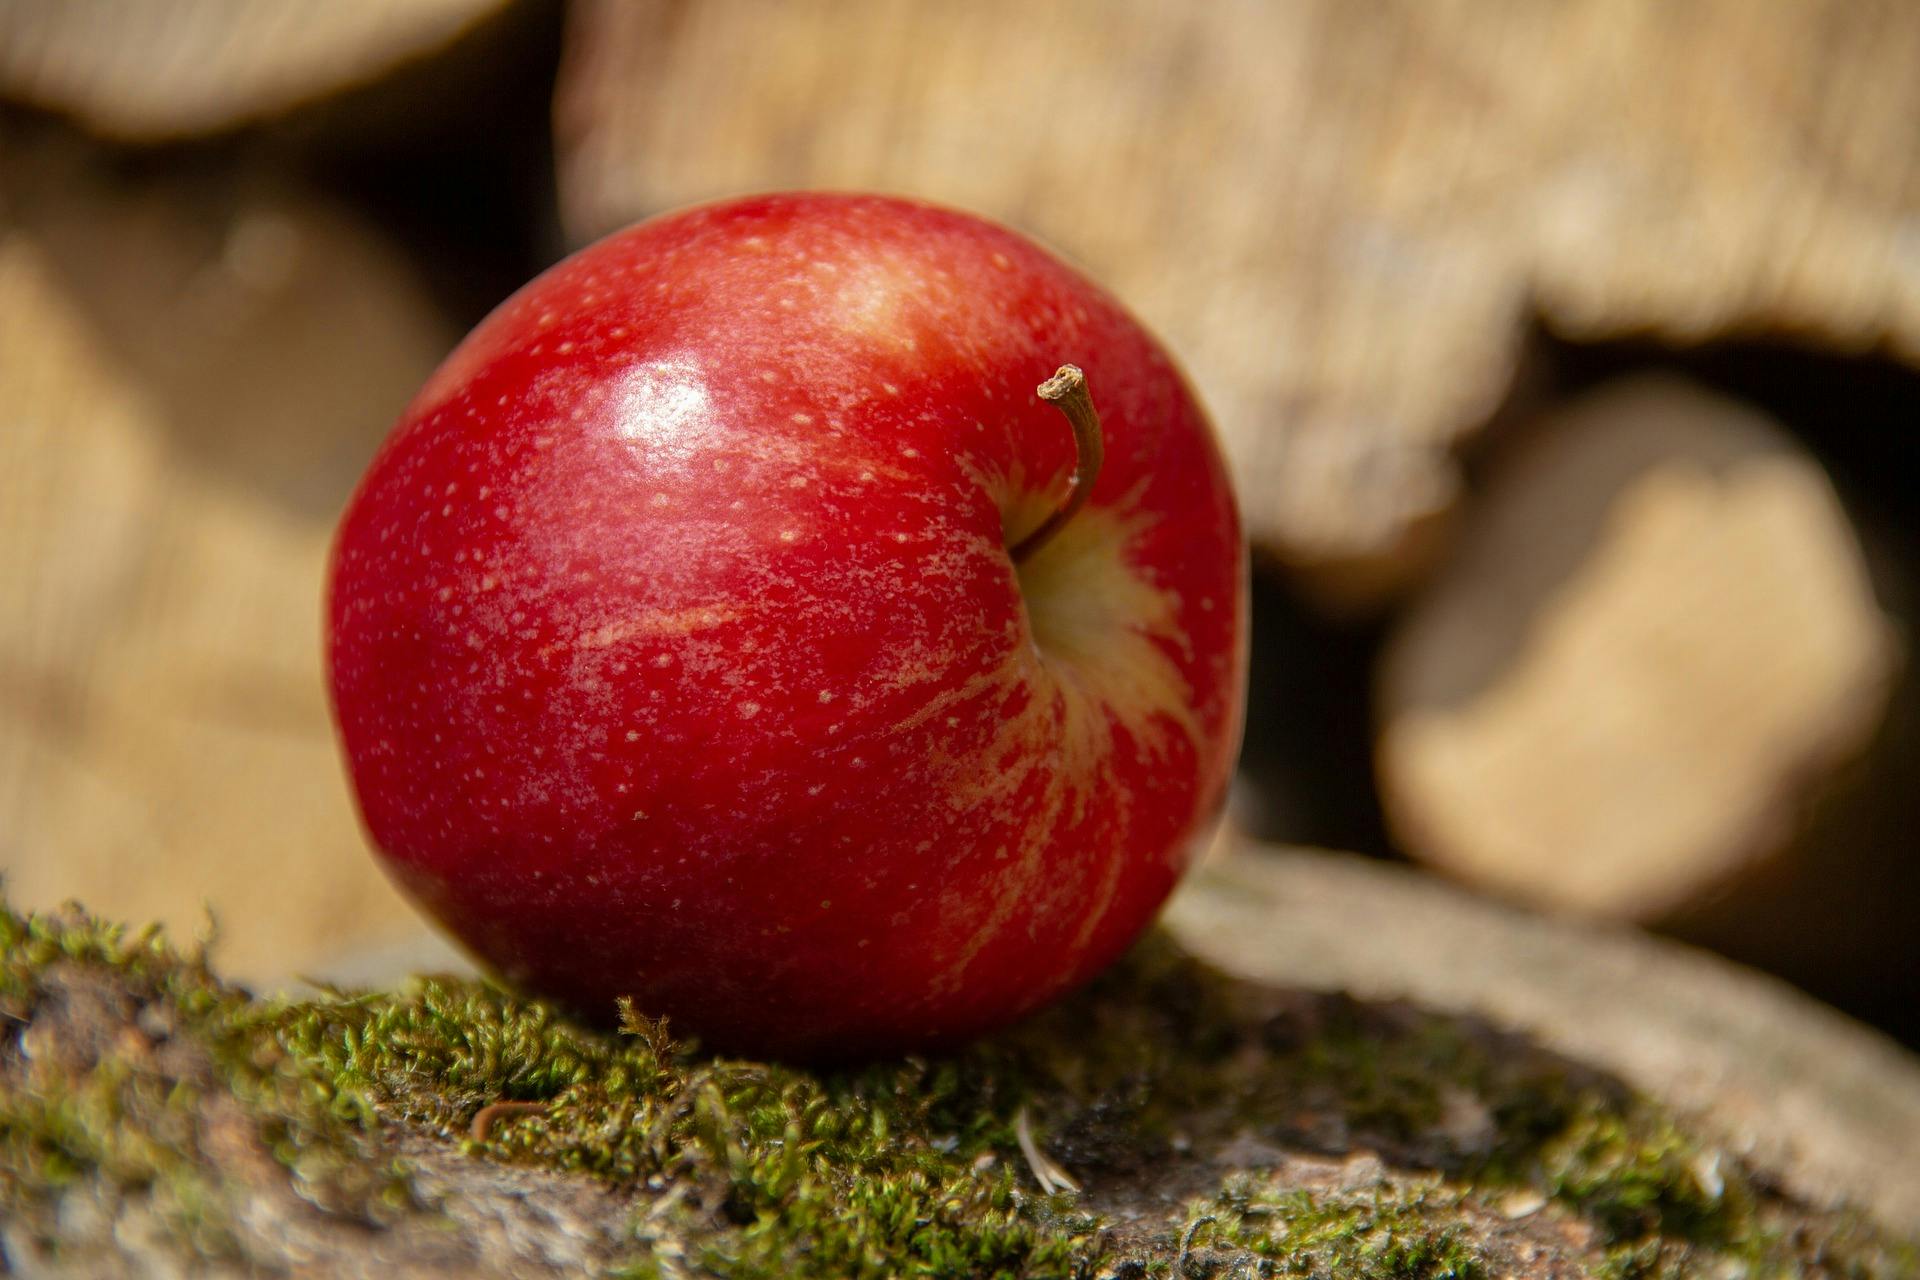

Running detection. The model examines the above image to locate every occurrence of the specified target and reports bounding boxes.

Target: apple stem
[1010,364,1105,564]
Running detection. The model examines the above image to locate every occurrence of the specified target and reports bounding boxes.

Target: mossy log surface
[1171,846,1920,1230]
[2,856,1916,1278]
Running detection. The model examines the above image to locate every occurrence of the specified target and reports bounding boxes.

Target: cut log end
[554,0,1920,605]
[0,0,509,139]
[1375,375,1902,920]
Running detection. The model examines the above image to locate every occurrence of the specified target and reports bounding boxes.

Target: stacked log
[554,0,1920,608]
[1375,377,1901,920]
[0,0,510,139]
[0,145,459,985]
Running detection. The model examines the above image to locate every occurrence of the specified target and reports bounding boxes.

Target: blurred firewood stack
[0,1,509,140]
[557,0,1920,602]
[0,0,529,983]
[1376,376,1903,927]
[559,0,1920,1032]
[0,150,460,983]
[0,0,1916,1038]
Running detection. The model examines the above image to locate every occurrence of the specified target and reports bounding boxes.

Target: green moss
[1173,1179,1488,1279]
[0,903,1912,1279]
[0,906,421,1259]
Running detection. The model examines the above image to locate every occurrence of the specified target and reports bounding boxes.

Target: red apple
[326,194,1246,1057]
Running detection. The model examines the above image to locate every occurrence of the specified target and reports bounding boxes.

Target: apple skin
[327,193,1246,1058]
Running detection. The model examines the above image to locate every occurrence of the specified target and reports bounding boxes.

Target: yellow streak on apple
[917,482,1201,1000]
[572,604,742,650]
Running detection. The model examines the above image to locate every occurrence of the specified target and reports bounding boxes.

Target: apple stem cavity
[1010,364,1105,565]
